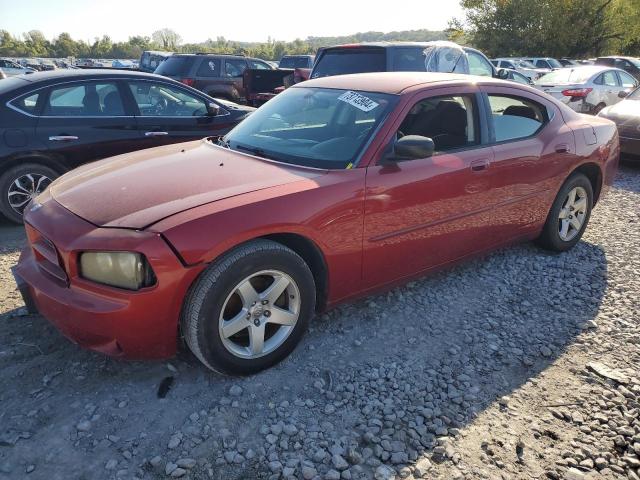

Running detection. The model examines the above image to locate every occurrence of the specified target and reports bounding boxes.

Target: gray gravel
[0,163,639,480]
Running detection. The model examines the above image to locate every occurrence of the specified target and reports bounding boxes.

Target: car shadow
[0,239,608,479]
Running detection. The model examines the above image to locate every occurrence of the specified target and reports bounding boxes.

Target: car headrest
[437,101,467,136]
[503,105,537,120]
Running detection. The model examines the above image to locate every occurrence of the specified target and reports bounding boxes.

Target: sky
[0,0,464,43]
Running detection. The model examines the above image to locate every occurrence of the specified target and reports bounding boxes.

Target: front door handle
[470,159,489,172]
[145,131,169,137]
[49,135,79,141]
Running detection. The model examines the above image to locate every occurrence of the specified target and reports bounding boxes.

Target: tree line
[2,1,640,62]
[450,0,640,57]
[0,28,446,60]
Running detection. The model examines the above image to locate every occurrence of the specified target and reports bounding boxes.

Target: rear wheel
[182,240,316,375]
[536,173,593,252]
[0,163,59,224]
[593,103,606,115]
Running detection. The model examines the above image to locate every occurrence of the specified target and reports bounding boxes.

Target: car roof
[597,56,637,60]
[8,69,165,83]
[322,42,483,53]
[296,71,509,95]
[171,53,249,59]
[559,65,620,76]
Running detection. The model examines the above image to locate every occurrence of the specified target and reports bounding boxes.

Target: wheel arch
[259,233,329,313]
[571,162,603,205]
[1,152,68,176]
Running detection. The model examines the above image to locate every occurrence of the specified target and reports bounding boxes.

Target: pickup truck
[243,41,498,105]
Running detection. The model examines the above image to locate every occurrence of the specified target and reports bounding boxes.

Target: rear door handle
[555,143,570,153]
[145,131,169,137]
[49,135,79,141]
[470,159,489,172]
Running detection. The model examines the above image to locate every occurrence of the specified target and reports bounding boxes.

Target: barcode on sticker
[337,91,379,112]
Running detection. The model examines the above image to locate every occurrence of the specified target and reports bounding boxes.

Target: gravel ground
[0,162,639,480]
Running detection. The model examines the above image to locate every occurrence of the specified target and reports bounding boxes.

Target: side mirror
[207,102,220,116]
[392,135,435,160]
[618,90,629,99]
[497,68,510,80]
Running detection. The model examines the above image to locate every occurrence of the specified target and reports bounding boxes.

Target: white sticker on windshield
[337,91,379,112]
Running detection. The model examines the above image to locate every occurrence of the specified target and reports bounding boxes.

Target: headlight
[79,252,156,290]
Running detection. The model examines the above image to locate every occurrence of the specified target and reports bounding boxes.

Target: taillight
[180,78,195,87]
[562,87,592,98]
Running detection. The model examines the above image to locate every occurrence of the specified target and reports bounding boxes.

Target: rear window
[279,57,312,69]
[311,48,386,78]
[536,68,594,85]
[154,56,192,76]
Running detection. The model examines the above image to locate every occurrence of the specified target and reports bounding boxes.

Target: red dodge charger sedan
[13,72,619,374]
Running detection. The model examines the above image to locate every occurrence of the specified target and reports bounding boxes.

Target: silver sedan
[535,65,638,114]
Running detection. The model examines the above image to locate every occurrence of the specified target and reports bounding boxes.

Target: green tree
[457,0,639,57]
[152,28,182,50]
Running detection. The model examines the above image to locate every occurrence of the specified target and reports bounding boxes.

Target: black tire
[536,173,593,252]
[182,239,316,375]
[592,103,606,115]
[0,163,59,224]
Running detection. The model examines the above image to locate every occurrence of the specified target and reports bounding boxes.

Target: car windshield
[222,87,397,169]
[536,68,593,84]
[628,87,640,100]
[547,58,563,68]
[628,58,640,68]
[311,48,386,78]
[279,57,311,69]
[516,59,537,69]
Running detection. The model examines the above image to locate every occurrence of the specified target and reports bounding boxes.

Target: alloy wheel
[558,186,588,241]
[7,173,52,215]
[218,270,301,359]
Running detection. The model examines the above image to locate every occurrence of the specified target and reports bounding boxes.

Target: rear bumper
[14,196,204,360]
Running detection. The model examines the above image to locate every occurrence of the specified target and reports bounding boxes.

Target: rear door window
[44,82,125,116]
[154,56,192,76]
[196,58,221,77]
[487,94,548,142]
[602,71,619,87]
[312,48,386,78]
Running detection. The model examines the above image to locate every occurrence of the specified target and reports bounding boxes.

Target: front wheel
[182,240,316,375]
[0,163,59,224]
[536,173,593,252]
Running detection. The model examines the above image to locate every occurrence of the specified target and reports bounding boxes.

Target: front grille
[25,223,68,285]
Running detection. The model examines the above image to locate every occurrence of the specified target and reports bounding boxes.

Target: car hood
[50,139,325,229]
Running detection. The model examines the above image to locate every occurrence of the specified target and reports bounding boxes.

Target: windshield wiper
[236,144,278,161]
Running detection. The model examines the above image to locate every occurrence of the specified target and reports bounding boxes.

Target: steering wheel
[154,97,168,115]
